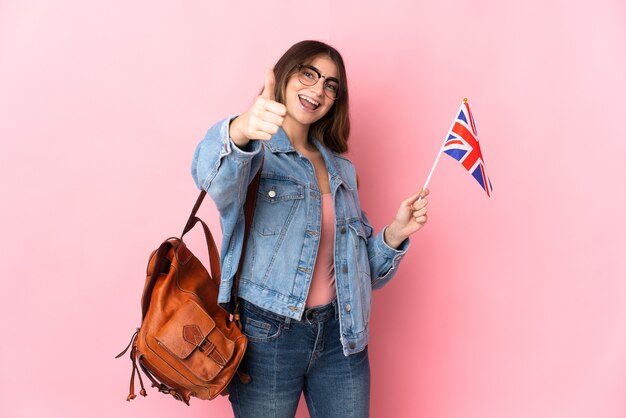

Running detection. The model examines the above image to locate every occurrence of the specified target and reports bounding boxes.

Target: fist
[384,188,430,249]
[230,69,287,146]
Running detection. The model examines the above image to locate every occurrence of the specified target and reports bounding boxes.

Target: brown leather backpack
[117,163,261,405]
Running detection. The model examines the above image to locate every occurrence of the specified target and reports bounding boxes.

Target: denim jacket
[191,117,409,355]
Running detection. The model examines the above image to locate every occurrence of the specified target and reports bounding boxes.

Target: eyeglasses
[295,64,340,100]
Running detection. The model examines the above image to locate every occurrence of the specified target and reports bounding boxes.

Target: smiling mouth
[298,94,320,111]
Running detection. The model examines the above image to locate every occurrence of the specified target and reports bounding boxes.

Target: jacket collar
[264,127,295,153]
[313,138,350,191]
[265,128,350,191]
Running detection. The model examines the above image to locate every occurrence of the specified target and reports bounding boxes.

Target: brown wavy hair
[271,40,350,154]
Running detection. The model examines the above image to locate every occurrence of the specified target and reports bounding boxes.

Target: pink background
[1,1,625,417]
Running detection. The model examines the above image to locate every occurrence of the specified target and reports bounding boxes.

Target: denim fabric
[228,299,370,418]
[191,117,410,355]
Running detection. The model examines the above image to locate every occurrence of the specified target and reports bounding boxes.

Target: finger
[412,206,427,218]
[412,198,428,211]
[250,102,284,128]
[261,69,276,100]
[260,110,284,127]
[263,100,287,117]
[255,120,281,136]
[248,116,282,138]
[250,130,272,141]
[401,189,424,206]
[412,188,430,207]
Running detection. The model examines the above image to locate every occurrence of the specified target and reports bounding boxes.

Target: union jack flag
[442,100,493,196]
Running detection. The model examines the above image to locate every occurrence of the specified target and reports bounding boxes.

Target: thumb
[262,69,276,100]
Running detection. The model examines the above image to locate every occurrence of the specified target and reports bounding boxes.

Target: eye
[302,69,316,80]
[325,81,339,92]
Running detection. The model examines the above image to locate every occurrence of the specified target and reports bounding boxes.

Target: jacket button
[349,342,356,349]
[342,266,348,274]
[340,227,347,234]
[345,304,351,312]
[268,189,277,198]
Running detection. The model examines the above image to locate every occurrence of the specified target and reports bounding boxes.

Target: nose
[310,78,325,97]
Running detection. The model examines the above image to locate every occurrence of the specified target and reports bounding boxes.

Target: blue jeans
[228,299,370,418]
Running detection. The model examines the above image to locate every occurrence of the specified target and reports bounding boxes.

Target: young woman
[192,40,429,418]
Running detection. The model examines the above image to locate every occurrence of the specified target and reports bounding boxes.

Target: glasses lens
[324,80,339,100]
[297,66,318,86]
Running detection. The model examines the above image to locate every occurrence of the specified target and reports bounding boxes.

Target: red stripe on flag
[464,102,477,136]
[452,122,482,171]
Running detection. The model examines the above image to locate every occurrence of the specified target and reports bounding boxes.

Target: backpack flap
[156,299,235,382]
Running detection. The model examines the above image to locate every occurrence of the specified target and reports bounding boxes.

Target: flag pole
[417,98,467,201]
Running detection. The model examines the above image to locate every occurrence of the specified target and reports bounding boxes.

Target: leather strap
[181,145,264,312]
[141,240,175,320]
[232,152,263,313]
[182,215,221,285]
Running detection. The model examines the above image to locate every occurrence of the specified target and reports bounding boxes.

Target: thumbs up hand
[261,68,277,101]
[229,69,287,148]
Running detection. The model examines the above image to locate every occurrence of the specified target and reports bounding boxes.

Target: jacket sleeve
[191,117,264,292]
[191,117,263,217]
[361,211,410,290]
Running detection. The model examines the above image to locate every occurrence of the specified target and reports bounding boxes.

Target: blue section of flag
[457,110,467,124]
[444,149,467,161]
[472,165,486,190]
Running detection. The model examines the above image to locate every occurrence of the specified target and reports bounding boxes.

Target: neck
[283,117,315,152]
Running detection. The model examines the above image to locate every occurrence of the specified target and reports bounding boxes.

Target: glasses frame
[295,64,340,101]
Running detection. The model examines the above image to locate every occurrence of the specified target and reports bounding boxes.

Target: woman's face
[283,54,338,129]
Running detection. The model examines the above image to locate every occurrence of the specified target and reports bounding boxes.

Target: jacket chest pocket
[253,176,305,236]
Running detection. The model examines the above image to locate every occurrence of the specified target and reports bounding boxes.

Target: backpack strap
[232,151,263,323]
[181,145,265,318]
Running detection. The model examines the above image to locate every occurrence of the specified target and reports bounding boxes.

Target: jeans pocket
[242,303,283,343]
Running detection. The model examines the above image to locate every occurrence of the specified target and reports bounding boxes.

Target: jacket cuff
[378,225,410,259]
[220,115,262,161]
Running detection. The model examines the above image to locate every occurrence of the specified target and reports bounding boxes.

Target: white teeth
[299,95,320,106]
